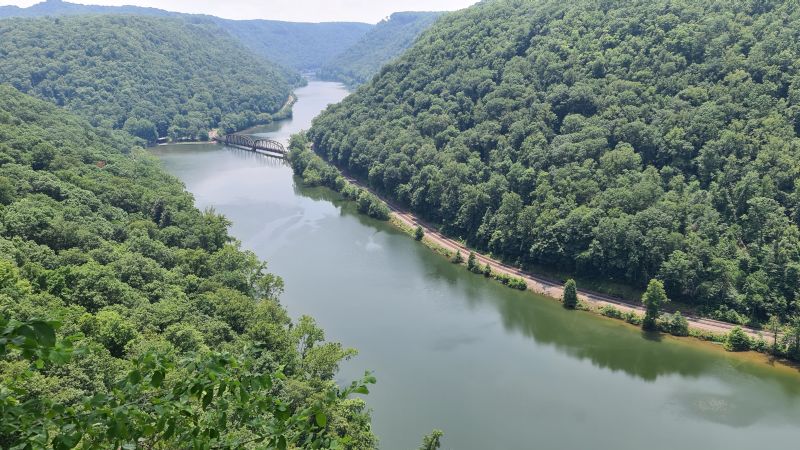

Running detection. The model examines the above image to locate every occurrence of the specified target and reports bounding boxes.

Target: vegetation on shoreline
[0,86,376,448]
[0,15,296,143]
[288,134,390,220]
[298,123,800,360]
[309,0,800,335]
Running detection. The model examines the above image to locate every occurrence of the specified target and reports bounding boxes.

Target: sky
[0,0,481,23]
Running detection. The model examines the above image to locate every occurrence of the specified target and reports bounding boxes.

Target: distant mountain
[215,20,373,71]
[0,15,295,142]
[319,11,444,88]
[0,0,373,71]
[0,0,180,18]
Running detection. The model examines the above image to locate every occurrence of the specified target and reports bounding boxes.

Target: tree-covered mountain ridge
[309,0,800,326]
[319,11,444,88]
[0,14,299,143]
[0,0,373,72]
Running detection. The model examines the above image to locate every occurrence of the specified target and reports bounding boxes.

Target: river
[153,81,800,450]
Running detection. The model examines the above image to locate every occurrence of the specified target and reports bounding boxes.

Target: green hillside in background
[0,15,298,143]
[217,19,373,71]
[319,11,443,88]
[0,0,373,72]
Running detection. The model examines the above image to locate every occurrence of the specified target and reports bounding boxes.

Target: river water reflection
[153,81,800,450]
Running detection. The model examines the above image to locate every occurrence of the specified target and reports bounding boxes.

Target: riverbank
[154,94,298,147]
[336,174,772,343]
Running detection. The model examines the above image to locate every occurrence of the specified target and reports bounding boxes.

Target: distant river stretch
[154,80,800,450]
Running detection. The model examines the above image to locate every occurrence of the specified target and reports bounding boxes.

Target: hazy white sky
[1,0,481,23]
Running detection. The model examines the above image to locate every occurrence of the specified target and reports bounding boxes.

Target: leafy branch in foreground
[0,317,375,449]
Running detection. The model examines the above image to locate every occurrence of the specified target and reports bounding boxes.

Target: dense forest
[0,86,376,447]
[216,20,373,71]
[309,0,800,327]
[0,14,297,142]
[0,0,374,72]
[318,11,443,88]
[0,0,184,18]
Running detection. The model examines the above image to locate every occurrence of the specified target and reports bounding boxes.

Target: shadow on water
[292,179,800,392]
[471,262,800,389]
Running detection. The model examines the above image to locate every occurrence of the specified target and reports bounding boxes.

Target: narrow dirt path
[344,176,767,340]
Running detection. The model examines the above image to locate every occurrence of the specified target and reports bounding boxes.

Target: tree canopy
[319,12,444,88]
[0,1,374,72]
[0,85,376,448]
[217,19,373,72]
[0,14,298,142]
[309,0,800,326]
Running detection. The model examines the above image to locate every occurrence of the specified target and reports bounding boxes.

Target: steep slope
[0,14,297,142]
[0,0,373,72]
[319,11,444,88]
[309,0,800,325]
[0,84,376,447]
[215,20,373,71]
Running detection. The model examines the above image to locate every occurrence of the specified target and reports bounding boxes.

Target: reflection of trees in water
[290,179,401,231]
[285,159,800,425]
[224,146,287,168]
[397,235,800,398]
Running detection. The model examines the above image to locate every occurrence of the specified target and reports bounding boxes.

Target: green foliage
[0,317,376,449]
[319,12,443,88]
[493,272,527,290]
[0,15,294,142]
[623,311,643,326]
[725,326,752,352]
[417,429,444,450]
[766,315,782,352]
[451,249,464,264]
[288,135,390,220]
[414,225,425,241]
[216,20,372,71]
[0,0,372,74]
[783,316,800,359]
[599,305,624,320]
[79,310,137,357]
[642,279,669,331]
[466,252,477,272]
[661,311,690,337]
[482,263,492,277]
[309,0,800,326]
[0,88,377,447]
[562,279,578,309]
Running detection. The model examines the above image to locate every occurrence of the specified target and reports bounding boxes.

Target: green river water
[153,81,800,450]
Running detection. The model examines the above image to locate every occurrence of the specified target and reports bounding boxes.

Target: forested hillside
[0,15,297,142]
[0,0,373,72]
[0,86,376,447]
[0,0,181,18]
[216,20,373,71]
[309,0,800,326]
[318,11,443,88]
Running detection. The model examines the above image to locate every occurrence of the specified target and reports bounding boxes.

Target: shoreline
[338,174,771,343]
[324,172,800,372]
[154,93,298,147]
